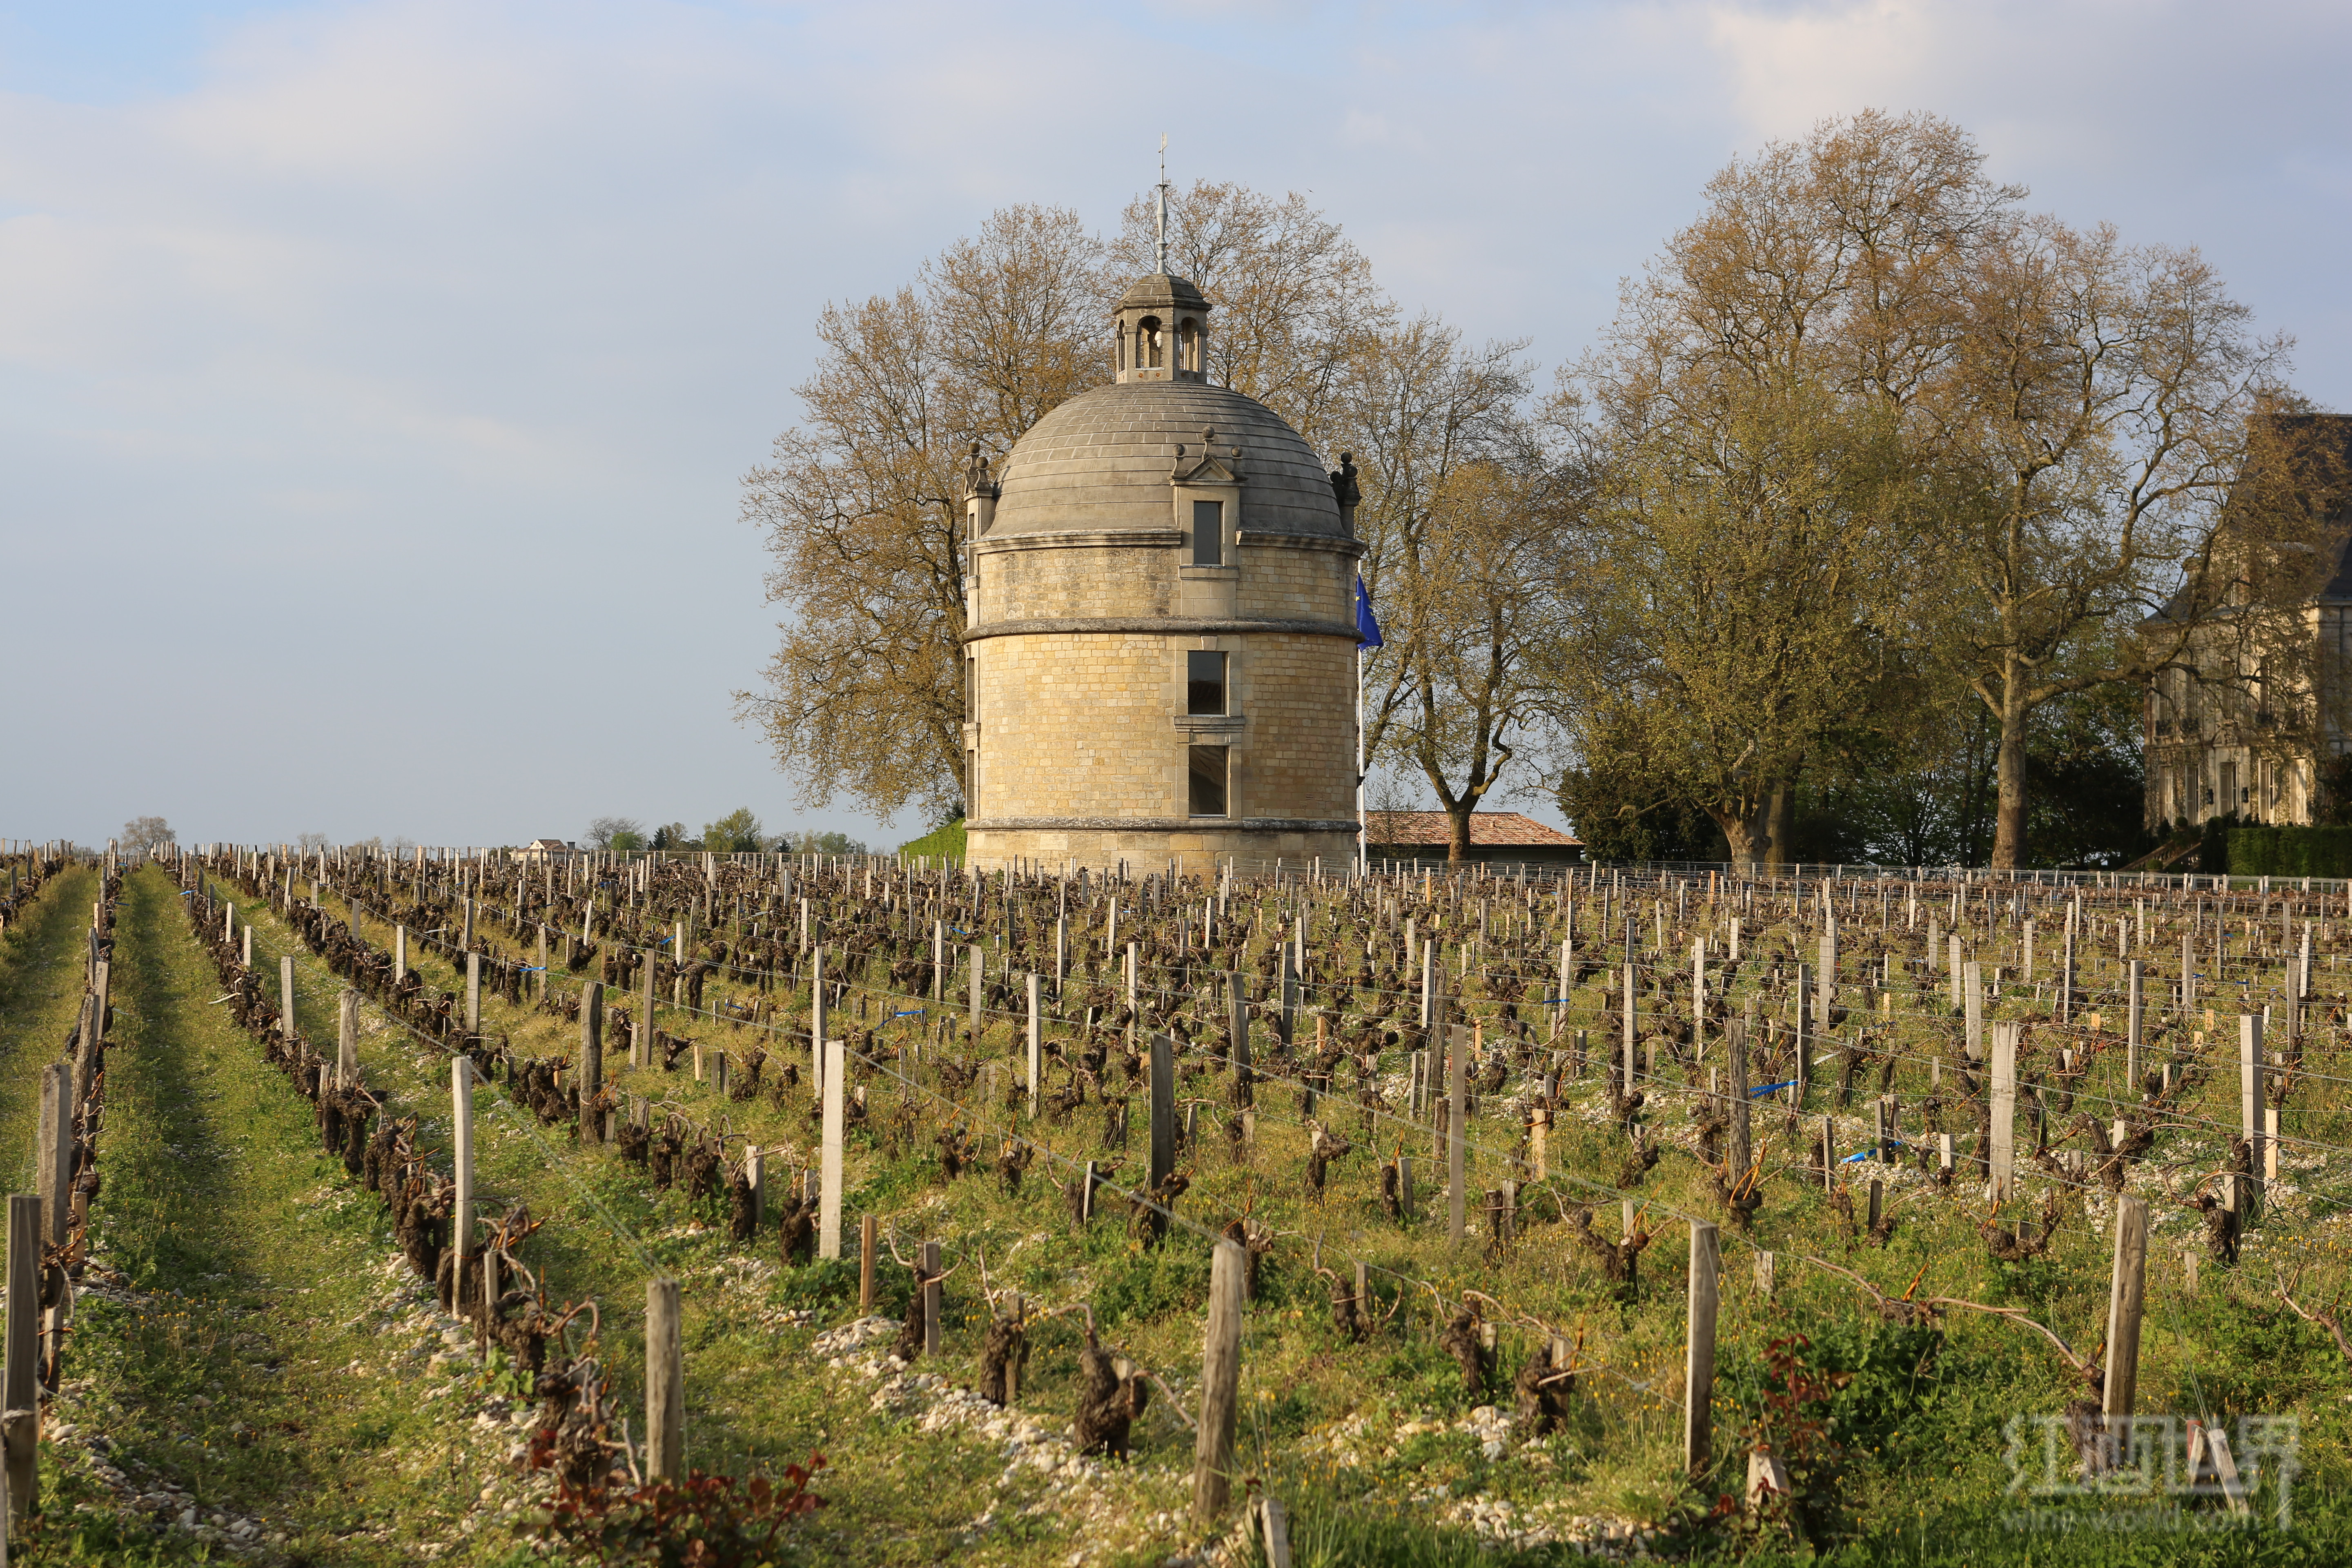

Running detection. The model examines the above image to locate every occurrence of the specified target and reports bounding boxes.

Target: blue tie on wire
[1748,1080,1796,1098]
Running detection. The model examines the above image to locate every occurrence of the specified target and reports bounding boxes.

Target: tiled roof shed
[1363,811,1584,864]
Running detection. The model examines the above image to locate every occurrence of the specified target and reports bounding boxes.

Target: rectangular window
[1192,499,1223,566]
[1187,650,1227,715]
[1189,745,1229,817]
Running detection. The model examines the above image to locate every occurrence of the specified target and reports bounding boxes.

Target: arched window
[1178,318,1198,371]
[1140,315,1163,368]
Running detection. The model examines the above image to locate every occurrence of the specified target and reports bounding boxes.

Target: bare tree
[1922,223,2324,864]
[586,816,643,850]
[120,816,174,854]
[738,206,1110,822]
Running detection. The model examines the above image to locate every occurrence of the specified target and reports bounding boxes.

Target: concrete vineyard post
[1193,1237,1246,1520]
[820,1039,845,1258]
[1686,1220,1720,1476]
[280,955,296,1040]
[394,925,406,982]
[969,945,982,1038]
[1989,1022,2019,1203]
[466,951,481,1036]
[2127,961,2143,1087]
[646,1278,683,1480]
[1027,973,1042,1116]
[2103,1196,2149,1420]
[1621,964,1636,1093]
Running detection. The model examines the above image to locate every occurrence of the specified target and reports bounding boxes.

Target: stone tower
[960,270,1364,876]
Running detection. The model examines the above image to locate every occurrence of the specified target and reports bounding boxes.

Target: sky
[4,0,2348,853]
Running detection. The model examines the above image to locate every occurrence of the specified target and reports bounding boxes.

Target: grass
[895,818,966,862]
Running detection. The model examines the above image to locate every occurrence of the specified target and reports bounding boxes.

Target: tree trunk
[1762,782,1796,871]
[1991,693,2030,870]
[1446,799,1474,864]
[1708,804,1769,872]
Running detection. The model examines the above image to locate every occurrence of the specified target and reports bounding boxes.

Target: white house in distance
[517,838,575,860]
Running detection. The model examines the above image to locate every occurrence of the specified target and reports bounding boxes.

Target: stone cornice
[1237,529,1365,558]
[975,528,1183,555]
[962,616,1361,644]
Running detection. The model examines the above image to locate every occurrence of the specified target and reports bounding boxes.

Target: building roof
[1114,272,1211,313]
[524,838,572,851]
[1363,811,1582,848]
[990,379,1346,540]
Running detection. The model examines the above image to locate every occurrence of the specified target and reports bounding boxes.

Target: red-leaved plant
[531,1457,827,1566]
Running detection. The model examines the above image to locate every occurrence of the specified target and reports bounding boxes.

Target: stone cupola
[1114,273,1211,385]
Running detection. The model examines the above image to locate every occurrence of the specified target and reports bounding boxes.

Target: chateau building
[2143,414,2352,829]
[960,270,1364,875]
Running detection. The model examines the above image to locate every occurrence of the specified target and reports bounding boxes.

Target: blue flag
[1355,574,1384,648]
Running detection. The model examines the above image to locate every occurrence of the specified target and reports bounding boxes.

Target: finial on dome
[1156,134,1170,275]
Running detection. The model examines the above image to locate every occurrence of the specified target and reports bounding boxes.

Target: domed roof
[990,379,1345,539]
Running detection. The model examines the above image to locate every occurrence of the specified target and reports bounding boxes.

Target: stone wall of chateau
[966,824,1359,878]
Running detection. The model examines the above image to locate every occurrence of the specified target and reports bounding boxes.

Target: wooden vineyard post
[394,924,406,983]
[1989,1022,2019,1203]
[537,924,548,1004]
[745,1147,764,1230]
[579,981,604,1111]
[860,1216,877,1311]
[1727,1018,1752,1177]
[646,1278,683,1481]
[33,1067,68,1249]
[639,935,656,1069]
[820,1039,845,1258]
[1686,1220,1720,1477]
[1447,1018,1467,1245]
[922,1241,941,1358]
[2241,1014,2265,1205]
[466,951,481,1036]
[1193,1237,1246,1520]
[1149,1034,1176,1193]
[2103,1195,2149,1421]
[1793,963,1811,1104]
[451,1059,474,1263]
[280,955,297,1041]
[337,989,359,1090]
[4,1194,38,1523]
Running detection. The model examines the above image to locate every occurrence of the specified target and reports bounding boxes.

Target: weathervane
[1156,133,1170,275]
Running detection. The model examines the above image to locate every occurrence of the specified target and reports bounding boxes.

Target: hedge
[2225,825,2352,878]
